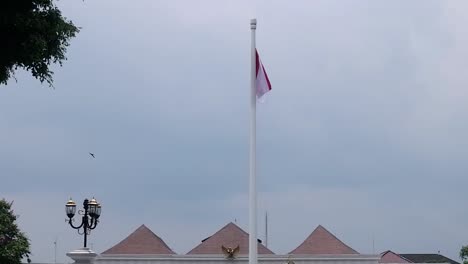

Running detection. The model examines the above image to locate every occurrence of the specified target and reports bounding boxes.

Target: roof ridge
[102,224,175,255]
[186,222,274,255]
[400,253,460,264]
[381,250,392,256]
[289,225,358,254]
[316,225,358,253]
[142,224,174,253]
[196,222,241,243]
[380,250,413,263]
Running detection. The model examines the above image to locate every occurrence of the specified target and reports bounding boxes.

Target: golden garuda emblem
[221,245,240,259]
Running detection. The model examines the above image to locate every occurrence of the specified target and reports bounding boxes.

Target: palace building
[27,222,461,264]
[94,222,460,264]
[92,222,460,264]
[95,222,379,264]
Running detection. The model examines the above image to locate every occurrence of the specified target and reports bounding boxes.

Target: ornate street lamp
[65,198,101,248]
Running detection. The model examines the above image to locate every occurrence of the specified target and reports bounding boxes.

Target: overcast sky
[1,0,468,263]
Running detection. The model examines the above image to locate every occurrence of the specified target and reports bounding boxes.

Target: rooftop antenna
[265,212,268,248]
[53,237,57,264]
[372,233,375,254]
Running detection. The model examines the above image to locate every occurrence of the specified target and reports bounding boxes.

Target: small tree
[0,0,79,86]
[460,246,468,264]
[0,199,31,264]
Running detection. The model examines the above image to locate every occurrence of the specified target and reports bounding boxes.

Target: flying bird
[89,153,95,158]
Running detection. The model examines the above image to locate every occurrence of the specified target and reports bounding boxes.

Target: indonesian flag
[256,50,272,98]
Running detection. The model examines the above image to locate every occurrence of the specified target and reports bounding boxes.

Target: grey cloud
[2,0,468,263]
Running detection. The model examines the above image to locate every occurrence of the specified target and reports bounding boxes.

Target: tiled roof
[187,222,274,255]
[102,224,175,255]
[380,250,412,263]
[289,225,358,254]
[400,254,460,264]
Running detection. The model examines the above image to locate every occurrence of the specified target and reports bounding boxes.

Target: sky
[1,0,468,263]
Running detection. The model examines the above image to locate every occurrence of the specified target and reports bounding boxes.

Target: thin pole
[83,199,89,248]
[265,212,268,248]
[249,18,257,264]
[372,233,375,254]
[54,237,57,264]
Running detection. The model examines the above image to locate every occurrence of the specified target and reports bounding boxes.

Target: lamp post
[65,198,101,248]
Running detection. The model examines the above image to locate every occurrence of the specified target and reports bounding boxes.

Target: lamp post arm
[89,218,99,230]
[68,218,84,229]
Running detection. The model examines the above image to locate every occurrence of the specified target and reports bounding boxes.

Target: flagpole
[249,18,258,264]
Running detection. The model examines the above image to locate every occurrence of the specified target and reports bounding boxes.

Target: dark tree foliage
[0,0,79,86]
[0,199,31,264]
[461,246,468,264]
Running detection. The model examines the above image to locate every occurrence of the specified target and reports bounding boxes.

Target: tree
[0,199,31,264]
[461,246,468,264]
[0,0,79,86]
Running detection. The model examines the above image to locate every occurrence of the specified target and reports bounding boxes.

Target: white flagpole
[249,18,258,264]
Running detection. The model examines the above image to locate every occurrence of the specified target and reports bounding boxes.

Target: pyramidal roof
[102,224,175,255]
[289,225,358,254]
[187,222,274,255]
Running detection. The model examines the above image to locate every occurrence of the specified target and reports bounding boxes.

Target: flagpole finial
[250,18,257,29]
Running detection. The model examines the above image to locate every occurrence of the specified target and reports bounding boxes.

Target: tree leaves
[0,0,79,86]
[460,246,468,264]
[0,199,31,264]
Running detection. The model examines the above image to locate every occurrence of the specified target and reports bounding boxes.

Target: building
[96,222,379,264]
[27,224,460,264]
[380,251,460,264]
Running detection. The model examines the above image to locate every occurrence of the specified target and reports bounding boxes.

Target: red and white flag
[256,50,271,98]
